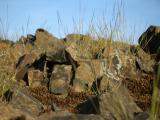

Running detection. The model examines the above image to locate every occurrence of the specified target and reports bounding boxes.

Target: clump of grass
[0,41,15,98]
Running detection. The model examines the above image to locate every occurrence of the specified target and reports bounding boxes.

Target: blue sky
[0,0,160,43]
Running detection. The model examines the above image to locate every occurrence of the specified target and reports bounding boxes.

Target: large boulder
[99,85,142,120]
[138,25,160,54]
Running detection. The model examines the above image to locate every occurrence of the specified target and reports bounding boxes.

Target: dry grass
[0,40,15,97]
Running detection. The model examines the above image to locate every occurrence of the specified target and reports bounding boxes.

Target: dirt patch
[122,73,153,111]
[29,86,93,114]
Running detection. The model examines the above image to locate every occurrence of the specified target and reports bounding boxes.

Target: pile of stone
[1,25,160,120]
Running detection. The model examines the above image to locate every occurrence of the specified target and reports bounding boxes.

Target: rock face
[15,53,38,82]
[99,85,142,120]
[3,85,43,117]
[135,48,155,73]
[101,47,139,91]
[73,61,95,92]
[49,65,72,95]
[73,60,106,92]
[35,28,64,52]
[138,25,160,54]
[0,102,34,120]
[37,112,103,120]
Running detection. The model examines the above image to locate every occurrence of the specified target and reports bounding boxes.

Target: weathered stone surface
[138,25,160,54]
[27,34,36,44]
[0,102,34,120]
[37,112,103,120]
[35,28,64,52]
[6,85,43,117]
[65,34,95,61]
[15,53,38,81]
[46,49,67,63]
[73,59,106,92]
[65,42,79,61]
[73,61,95,92]
[101,48,139,91]
[49,65,72,95]
[18,34,36,45]
[99,85,142,120]
[28,69,45,88]
[134,111,149,120]
[135,48,155,73]
[10,44,27,65]
[76,96,99,114]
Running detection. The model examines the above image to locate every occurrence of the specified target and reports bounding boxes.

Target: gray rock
[15,53,38,81]
[101,48,139,91]
[35,28,64,53]
[73,59,106,92]
[5,85,43,117]
[49,65,72,95]
[134,111,149,120]
[99,85,142,120]
[37,112,103,120]
[73,61,95,92]
[135,48,155,73]
[27,34,36,45]
[46,49,67,64]
[0,102,34,120]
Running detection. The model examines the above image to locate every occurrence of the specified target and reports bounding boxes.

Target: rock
[10,44,27,65]
[73,61,95,92]
[65,42,79,61]
[0,102,34,120]
[26,34,36,45]
[15,53,38,81]
[73,59,106,92]
[37,112,103,120]
[49,65,72,95]
[35,28,64,52]
[99,85,142,120]
[4,85,43,117]
[101,48,139,91]
[46,49,67,64]
[90,59,106,79]
[65,34,96,61]
[138,25,160,54]
[134,111,149,120]
[135,48,155,73]
[28,69,45,88]
[76,96,99,114]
